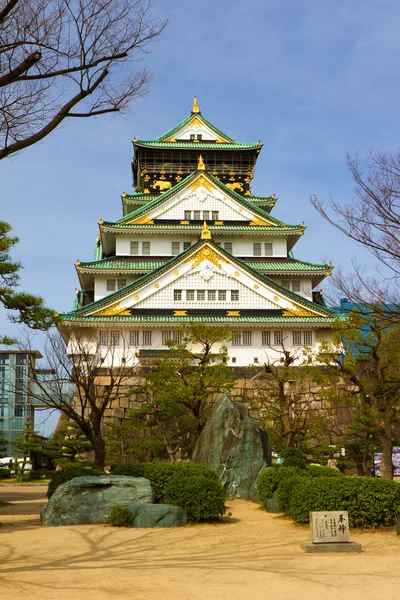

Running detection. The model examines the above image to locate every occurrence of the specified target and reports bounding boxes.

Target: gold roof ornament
[201,221,211,240]
[197,154,206,170]
[75,259,81,266]
[192,96,200,114]
[99,218,104,225]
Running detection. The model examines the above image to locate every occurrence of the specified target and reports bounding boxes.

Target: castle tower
[60,99,336,366]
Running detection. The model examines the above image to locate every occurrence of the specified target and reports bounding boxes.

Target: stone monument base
[301,542,362,553]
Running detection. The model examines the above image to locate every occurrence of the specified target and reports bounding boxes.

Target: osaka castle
[59,98,336,366]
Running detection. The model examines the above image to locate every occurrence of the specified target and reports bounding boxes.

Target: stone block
[128,504,187,527]
[41,476,154,526]
[119,398,130,408]
[311,511,350,543]
[301,542,362,553]
[111,399,120,408]
[266,490,282,513]
[112,408,124,419]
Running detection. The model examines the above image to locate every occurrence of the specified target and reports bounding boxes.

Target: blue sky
[1,0,399,431]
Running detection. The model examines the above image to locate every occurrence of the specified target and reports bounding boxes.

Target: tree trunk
[380,434,393,480]
[92,436,106,470]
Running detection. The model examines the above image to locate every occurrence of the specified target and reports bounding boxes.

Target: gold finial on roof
[192,96,200,113]
[99,218,104,225]
[76,259,81,266]
[197,154,206,170]
[133,137,138,142]
[201,221,211,240]
[327,261,332,268]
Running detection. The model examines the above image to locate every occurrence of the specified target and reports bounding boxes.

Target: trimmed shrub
[307,465,343,478]
[30,469,53,481]
[280,448,308,469]
[290,477,400,528]
[47,467,104,499]
[113,462,219,503]
[108,505,133,527]
[257,466,305,506]
[0,467,12,479]
[164,474,226,522]
[276,476,307,513]
[111,464,146,478]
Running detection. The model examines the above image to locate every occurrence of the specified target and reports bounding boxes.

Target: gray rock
[128,504,187,527]
[192,393,270,501]
[266,490,282,513]
[41,475,153,526]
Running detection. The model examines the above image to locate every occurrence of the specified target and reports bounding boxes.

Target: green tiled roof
[134,141,260,150]
[102,224,302,233]
[77,257,329,273]
[60,314,344,324]
[64,239,333,320]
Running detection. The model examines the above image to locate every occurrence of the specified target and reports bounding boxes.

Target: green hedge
[47,467,104,499]
[164,474,226,522]
[290,477,400,528]
[113,462,219,503]
[307,465,343,478]
[276,476,307,513]
[0,467,12,479]
[257,466,305,505]
[280,447,308,469]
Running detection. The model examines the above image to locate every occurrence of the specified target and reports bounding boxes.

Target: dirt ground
[1,485,400,600]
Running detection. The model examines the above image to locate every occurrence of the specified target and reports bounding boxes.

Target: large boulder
[41,475,153,526]
[193,393,270,501]
[129,504,187,527]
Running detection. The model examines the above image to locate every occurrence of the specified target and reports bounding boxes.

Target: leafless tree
[22,328,139,469]
[312,150,400,311]
[0,0,167,159]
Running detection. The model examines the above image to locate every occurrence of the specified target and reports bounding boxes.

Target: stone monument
[301,511,362,553]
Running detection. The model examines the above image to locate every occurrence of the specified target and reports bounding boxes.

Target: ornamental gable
[86,242,327,319]
[126,174,274,226]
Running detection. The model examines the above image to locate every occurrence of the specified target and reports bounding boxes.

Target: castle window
[109,331,120,346]
[142,241,151,255]
[190,134,195,141]
[265,243,273,256]
[253,243,262,256]
[212,211,219,220]
[174,290,182,301]
[162,330,182,345]
[293,330,302,346]
[273,331,283,345]
[262,331,271,346]
[129,330,139,346]
[281,279,301,292]
[186,290,195,301]
[130,241,139,255]
[218,290,226,301]
[194,210,201,220]
[183,241,191,250]
[208,290,216,301]
[291,280,301,292]
[197,290,205,301]
[223,242,232,253]
[184,210,191,220]
[142,330,152,346]
[197,134,202,140]
[232,330,252,346]
[303,330,313,345]
[280,280,291,290]
[231,290,239,302]
[106,279,116,291]
[117,279,126,290]
[203,211,210,221]
[171,242,180,255]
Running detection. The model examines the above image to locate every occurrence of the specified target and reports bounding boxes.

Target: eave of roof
[60,314,344,325]
[134,141,261,150]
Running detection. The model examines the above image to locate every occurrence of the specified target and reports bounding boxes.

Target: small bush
[290,477,400,528]
[307,465,343,478]
[164,474,226,522]
[30,469,53,481]
[47,467,104,499]
[257,466,305,506]
[108,505,133,527]
[280,448,308,469]
[113,462,219,503]
[276,476,307,513]
[0,467,12,479]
